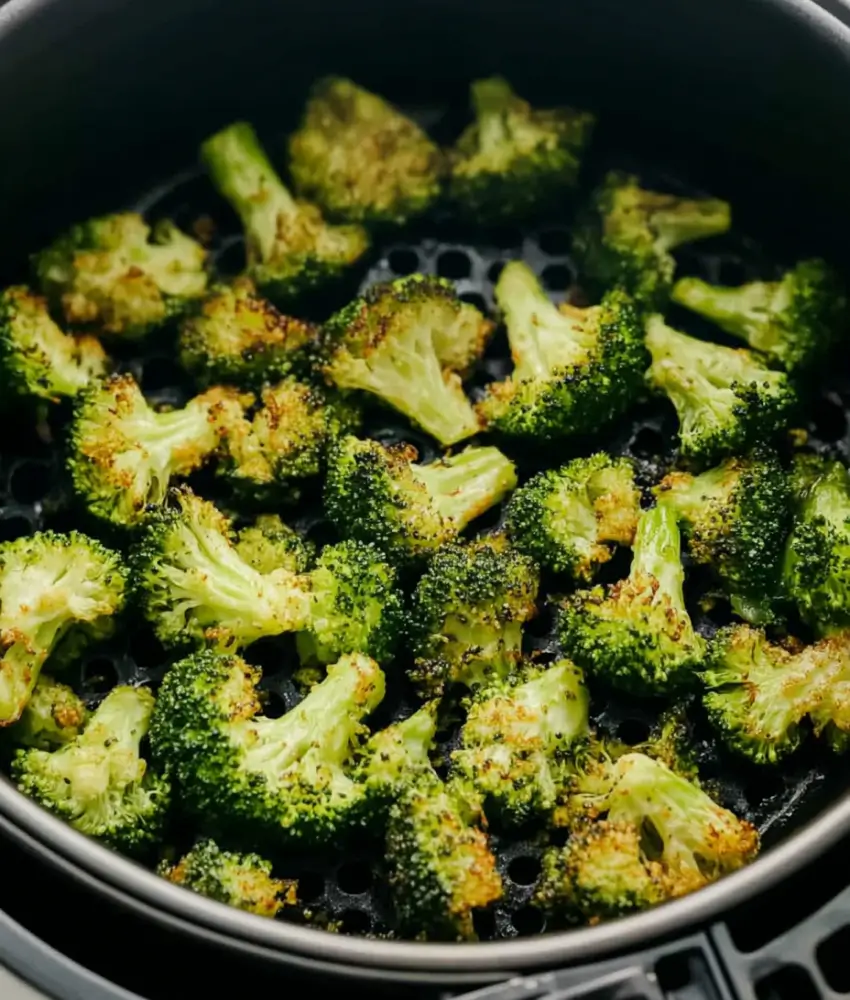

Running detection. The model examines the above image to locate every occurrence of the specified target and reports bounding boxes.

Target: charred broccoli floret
[559,504,705,696]
[447,76,594,224]
[234,514,315,575]
[34,212,208,339]
[201,122,369,303]
[322,275,491,446]
[671,259,848,373]
[149,649,385,846]
[572,171,731,309]
[158,838,297,918]
[7,676,87,750]
[655,448,791,624]
[506,452,640,581]
[0,532,126,726]
[289,76,444,226]
[0,285,108,403]
[12,685,169,855]
[476,262,647,443]
[645,315,797,463]
[324,435,517,564]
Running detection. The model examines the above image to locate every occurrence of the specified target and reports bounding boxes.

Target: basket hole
[127,629,166,671]
[538,229,571,256]
[511,906,545,936]
[472,908,497,940]
[508,856,541,886]
[630,426,665,459]
[142,356,184,393]
[82,657,120,694]
[744,771,786,805]
[261,691,287,719]
[755,966,820,1000]
[618,718,651,746]
[810,395,847,442]
[489,229,522,250]
[296,871,325,903]
[0,514,34,542]
[437,250,472,280]
[338,908,371,935]
[541,264,572,292]
[336,862,372,896]
[488,261,506,285]
[9,462,52,505]
[817,925,850,992]
[387,248,420,276]
[460,291,488,314]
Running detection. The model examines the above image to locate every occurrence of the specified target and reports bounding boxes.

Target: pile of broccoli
[2,72,848,946]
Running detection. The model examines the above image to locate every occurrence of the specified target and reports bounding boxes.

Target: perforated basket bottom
[3,153,850,944]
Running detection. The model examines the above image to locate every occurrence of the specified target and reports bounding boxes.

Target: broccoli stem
[672,277,776,349]
[631,505,687,609]
[651,199,731,251]
[470,77,515,148]
[416,447,517,528]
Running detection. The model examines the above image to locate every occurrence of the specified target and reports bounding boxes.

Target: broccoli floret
[451,659,589,827]
[35,212,208,339]
[322,274,488,446]
[559,504,705,696]
[782,455,850,633]
[149,649,385,846]
[637,704,700,783]
[0,531,126,725]
[7,676,87,750]
[324,435,517,565]
[645,315,797,463]
[0,285,108,403]
[671,259,848,373]
[67,373,244,528]
[506,452,640,581]
[572,172,731,310]
[655,448,791,624]
[234,514,315,575]
[178,277,319,389]
[702,625,850,762]
[447,76,594,224]
[200,122,369,303]
[476,262,647,443]
[13,685,169,855]
[408,534,540,697]
[158,838,297,918]
[289,76,444,226]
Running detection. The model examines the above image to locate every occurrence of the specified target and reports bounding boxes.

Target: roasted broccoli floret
[289,76,444,226]
[506,452,640,581]
[782,455,850,633]
[7,676,87,750]
[67,373,244,528]
[178,277,319,388]
[149,649,385,846]
[158,838,297,918]
[408,534,540,696]
[322,274,491,446]
[559,504,704,695]
[201,122,369,303]
[702,625,850,762]
[671,259,848,373]
[34,212,208,339]
[637,704,700,783]
[234,514,315,575]
[0,285,108,403]
[0,531,126,725]
[645,315,797,463]
[447,77,594,224]
[13,685,169,855]
[324,435,517,564]
[655,448,791,624]
[476,262,647,443]
[451,659,589,827]
[572,172,731,309]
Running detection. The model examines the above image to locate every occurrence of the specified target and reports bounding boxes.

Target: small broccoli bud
[645,315,797,464]
[201,122,369,303]
[448,76,594,224]
[671,259,848,373]
[35,212,208,339]
[6,676,88,750]
[13,685,169,855]
[559,504,705,696]
[572,171,731,310]
[506,452,640,581]
[234,514,315,575]
[477,262,647,443]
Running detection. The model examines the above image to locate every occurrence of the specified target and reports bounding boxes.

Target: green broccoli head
[234,514,315,575]
[506,452,640,581]
[67,373,245,528]
[408,534,540,697]
[324,435,517,565]
[572,171,731,310]
[655,447,791,624]
[451,659,589,827]
[448,76,594,224]
[7,675,88,750]
[289,76,444,226]
[636,704,700,783]
[645,315,797,464]
[158,838,297,918]
[12,685,169,855]
[322,274,492,446]
[178,277,320,389]
[0,531,126,726]
[0,285,108,403]
[671,259,848,373]
[149,649,385,846]
[559,504,705,696]
[477,262,648,443]
[34,212,208,339]
[200,122,369,303]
